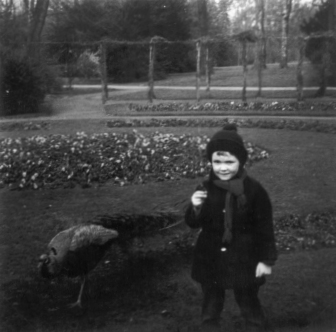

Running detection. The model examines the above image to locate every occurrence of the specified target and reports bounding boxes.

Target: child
[185,124,277,332]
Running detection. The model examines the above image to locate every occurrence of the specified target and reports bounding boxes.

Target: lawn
[1,118,336,332]
[156,63,321,88]
[107,88,330,102]
[1,61,336,331]
[103,62,336,103]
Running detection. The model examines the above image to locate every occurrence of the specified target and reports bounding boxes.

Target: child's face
[211,151,240,181]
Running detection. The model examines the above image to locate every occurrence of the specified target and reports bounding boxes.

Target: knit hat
[206,124,248,166]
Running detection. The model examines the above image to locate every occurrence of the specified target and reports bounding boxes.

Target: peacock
[38,212,179,308]
[38,224,118,308]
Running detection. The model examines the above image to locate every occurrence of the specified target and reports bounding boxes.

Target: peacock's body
[38,224,118,308]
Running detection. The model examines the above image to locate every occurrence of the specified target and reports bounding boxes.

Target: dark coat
[185,175,277,289]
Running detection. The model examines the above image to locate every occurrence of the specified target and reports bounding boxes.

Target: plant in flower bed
[0,121,50,131]
[128,101,336,113]
[89,210,336,261]
[140,211,336,259]
[274,211,336,252]
[106,118,336,134]
[0,130,268,190]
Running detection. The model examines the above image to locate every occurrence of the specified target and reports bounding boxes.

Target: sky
[227,0,316,19]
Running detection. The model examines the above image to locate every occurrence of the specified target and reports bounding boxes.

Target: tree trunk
[256,37,263,98]
[27,0,50,59]
[0,51,4,115]
[280,0,292,69]
[196,40,201,102]
[296,37,305,101]
[205,43,211,97]
[148,40,156,103]
[99,42,108,104]
[23,0,31,27]
[327,0,335,31]
[242,41,247,103]
[197,0,209,37]
[254,0,266,69]
[315,39,330,98]
[260,0,266,68]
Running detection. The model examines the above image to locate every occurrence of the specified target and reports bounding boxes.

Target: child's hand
[255,262,272,277]
[191,191,207,208]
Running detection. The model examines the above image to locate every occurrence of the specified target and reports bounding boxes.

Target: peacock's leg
[68,275,86,308]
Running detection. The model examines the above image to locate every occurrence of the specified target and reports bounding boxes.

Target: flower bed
[275,211,336,251]
[0,131,268,190]
[128,101,336,113]
[98,210,336,255]
[106,118,336,134]
[0,121,50,131]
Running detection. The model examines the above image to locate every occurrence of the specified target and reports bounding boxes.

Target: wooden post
[205,43,211,97]
[317,38,330,97]
[234,30,257,103]
[99,42,108,104]
[256,37,263,98]
[242,40,247,103]
[196,40,201,102]
[148,39,156,103]
[296,37,305,101]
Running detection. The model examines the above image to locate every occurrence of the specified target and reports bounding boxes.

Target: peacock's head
[37,251,59,278]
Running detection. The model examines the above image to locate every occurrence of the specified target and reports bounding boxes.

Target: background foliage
[1,0,336,114]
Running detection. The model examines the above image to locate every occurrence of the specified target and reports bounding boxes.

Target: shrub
[212,39,238,67]
[76,50,100,79]
[304,37,336,86]
[156,42,196,73]
[107,44,151,83]
[106,42,195,83]
[1,56,60,116]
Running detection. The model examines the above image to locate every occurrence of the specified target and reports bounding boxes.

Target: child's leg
[201,283,225,330]
[233,284,266,331]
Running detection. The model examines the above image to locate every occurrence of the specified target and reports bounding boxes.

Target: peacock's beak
[37,254,51,277]
[38,254,49,264]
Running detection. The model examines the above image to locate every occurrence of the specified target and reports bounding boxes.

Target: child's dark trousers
[201,283,267,332]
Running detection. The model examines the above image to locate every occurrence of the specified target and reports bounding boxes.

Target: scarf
[213,170,247,244]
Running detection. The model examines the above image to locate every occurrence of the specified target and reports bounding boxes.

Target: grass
[58,87,117,96]
[107,89,312,101]
[155,63,321,88]
[101,62,336,103]
[1,122,336,331]
[1,62,336,331]
[105,88,336,103]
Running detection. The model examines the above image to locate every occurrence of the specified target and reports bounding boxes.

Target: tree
[211,0,231,36]
[0,0,55,115]
[230,0,257,33]
[47,0,119,43]
[301,0,336,96]
[234,30,257,102]
[280,0,293,68]
[197,0,209,37]
[254,0,266,69]
[0,1,27,53]
[0,0,50,57]
[23,0,50,58]
[230,0,315,66]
